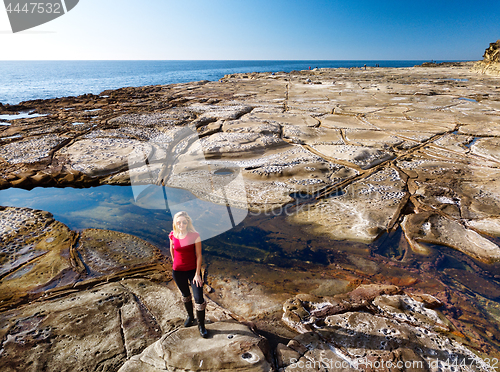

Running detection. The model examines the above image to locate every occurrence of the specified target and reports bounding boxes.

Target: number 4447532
[5,2,62,14]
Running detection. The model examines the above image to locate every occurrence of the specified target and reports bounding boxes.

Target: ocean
[0,60,453,105]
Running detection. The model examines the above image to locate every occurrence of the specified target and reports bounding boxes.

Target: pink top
[169,231,200,271]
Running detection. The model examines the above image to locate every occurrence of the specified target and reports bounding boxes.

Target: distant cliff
[483,40,500,62]
[472,39,500,75]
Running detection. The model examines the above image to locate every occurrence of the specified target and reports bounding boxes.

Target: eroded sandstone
[2,62,500,369]
[0,277,236,372]
[118,321,272,372]
[402,212,500,263]
[0,207,76,307]
[472,40,500,76]
[2,63,499,264]
[280,285,495,371]
[0,207,170,312]
[289,166,407,243]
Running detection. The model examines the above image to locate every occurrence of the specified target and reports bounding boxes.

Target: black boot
[183,301,195,327]
[196,310,208,338]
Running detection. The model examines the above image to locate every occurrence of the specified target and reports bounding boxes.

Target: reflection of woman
[169,211,208,338]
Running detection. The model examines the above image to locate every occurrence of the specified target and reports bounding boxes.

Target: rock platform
[1,63,500,370]
[0,207,497,371]
[1,63,500,263]
[279,285,492,371]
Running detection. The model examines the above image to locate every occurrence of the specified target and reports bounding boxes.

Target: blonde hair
[172,211,197,238]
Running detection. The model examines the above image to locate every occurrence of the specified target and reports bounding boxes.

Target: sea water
[0,60,454,105]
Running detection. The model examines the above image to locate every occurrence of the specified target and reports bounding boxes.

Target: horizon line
[0,59,475,62]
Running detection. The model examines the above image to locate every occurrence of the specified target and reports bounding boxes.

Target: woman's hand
[193,273,203,287]
[194,237,203,287]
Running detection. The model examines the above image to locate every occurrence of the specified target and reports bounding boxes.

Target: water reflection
[0,112,46,121]
[0,185,246,252]
[2,185,499,273]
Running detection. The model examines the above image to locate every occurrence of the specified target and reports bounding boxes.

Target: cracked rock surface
[2,63,500,263]
[1,63,500,369]
[290,166,408,243]
[279,285,496,372]
[0,278,235,372]
[118,321,272,372]
[0,206,170,312]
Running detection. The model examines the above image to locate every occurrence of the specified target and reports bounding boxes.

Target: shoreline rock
[2,60,500,369]
[118,321,272,372]
[2,64,500,264]
[280,284,496,371]
[0,206,171,312]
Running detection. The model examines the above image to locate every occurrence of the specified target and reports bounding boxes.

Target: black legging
[172,269,204,304]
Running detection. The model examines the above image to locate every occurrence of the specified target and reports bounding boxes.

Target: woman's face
[176,216,188,234]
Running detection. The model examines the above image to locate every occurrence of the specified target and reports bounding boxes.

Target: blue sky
[0,0,498,60]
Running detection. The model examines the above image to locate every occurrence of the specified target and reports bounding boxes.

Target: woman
[169,211,208,338]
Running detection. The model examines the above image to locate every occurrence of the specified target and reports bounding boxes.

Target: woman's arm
[169,237,174,262]
[193,237,203,287]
